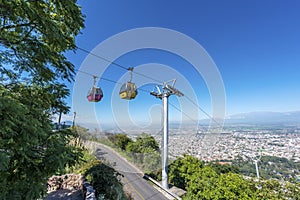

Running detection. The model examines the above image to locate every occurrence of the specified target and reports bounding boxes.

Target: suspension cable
[75,47,223,128]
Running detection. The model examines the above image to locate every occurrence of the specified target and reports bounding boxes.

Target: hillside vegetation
[103,133,300,200]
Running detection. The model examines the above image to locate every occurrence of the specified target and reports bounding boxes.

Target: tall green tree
[0,0,84,199]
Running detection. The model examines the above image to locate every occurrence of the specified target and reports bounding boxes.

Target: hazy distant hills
[66,111,300,129]
[225,111,300,124]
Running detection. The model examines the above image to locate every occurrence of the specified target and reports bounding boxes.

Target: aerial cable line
[184,95,223,128]
[77,68,217,129]
[76,46,162,84]
[169,102,199,125]
[77,47,128,70]
[77,69,197,122]
[76,69,150,93]
[76,69,95,77]
[76,69,119,84]
[75,47,222,127]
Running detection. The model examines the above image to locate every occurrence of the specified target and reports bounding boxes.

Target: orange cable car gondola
[87,76,103,102]
[119,67,138,100]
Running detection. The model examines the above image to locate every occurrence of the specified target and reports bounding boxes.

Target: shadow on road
[95,149,108,161]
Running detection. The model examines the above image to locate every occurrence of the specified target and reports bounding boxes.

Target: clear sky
[65,0,300,130]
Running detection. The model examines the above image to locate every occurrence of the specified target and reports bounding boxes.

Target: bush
[85,163,128,200]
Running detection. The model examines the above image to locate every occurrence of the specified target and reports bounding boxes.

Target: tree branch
[0,22,33,30]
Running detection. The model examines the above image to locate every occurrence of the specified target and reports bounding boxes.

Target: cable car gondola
[87,76,103,102]
[119,67,138,100]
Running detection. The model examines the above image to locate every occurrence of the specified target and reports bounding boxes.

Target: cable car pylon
[150,79,184,189]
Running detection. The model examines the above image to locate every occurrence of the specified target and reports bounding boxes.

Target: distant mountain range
[197,111,300,125]
[225,111,300,124]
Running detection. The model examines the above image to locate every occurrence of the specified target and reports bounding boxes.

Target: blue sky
[65,0,300,129]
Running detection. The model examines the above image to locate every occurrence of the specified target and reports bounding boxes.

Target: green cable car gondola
[119,67,138,100]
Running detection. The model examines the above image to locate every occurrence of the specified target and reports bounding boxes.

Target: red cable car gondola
[87,76,103,102]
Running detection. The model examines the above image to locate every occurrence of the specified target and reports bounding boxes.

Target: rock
[47,174,84,192]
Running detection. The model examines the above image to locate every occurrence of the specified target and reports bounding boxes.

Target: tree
[85,163,129,200]
[0,0,84,83]
[0,84,82,199]
[114,134,133,151]
[123,133,160,171]
[207,162,240,174]
[185,172,258,200]
[0,1,84,199]
[168,154,204,189]
[184,166,219,200]
[127,133,159,153]
[167,154,300,200]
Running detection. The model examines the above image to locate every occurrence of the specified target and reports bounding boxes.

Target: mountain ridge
[226,111,300,124]
[197,111,300,125]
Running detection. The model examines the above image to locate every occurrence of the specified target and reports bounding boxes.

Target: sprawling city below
[121,124,300,163]
[165,127,300,163]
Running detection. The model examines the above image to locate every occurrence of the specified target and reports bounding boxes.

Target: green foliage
[66,148,129,200]
[168,155,204,189]
[185,172,258,200]
[167,155,300,200]
[0,1,85,199]
[107,133,161,173]
[125,133,160,172]
[142,150,161,172]
[284,182,300,199]
[107,133,159,154]
[232,155,300,181]
[85,163,128,200]
[0,0,85,83]
[109,134,133,151]
[251,180,299,200]
[65,149,101,175]
[207,162,240,174]
[126,133,159,153]
[0,84,83,199]
[137,133,160,152]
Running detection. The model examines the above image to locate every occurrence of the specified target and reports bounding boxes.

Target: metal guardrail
[143,174,182,200]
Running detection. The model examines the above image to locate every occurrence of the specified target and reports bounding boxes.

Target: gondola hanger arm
[128,67,134,82]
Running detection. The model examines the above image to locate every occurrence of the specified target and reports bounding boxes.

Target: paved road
[93,143,168,200]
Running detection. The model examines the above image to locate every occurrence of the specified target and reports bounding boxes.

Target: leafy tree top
[0,0,85,83]
[0,1,85,198]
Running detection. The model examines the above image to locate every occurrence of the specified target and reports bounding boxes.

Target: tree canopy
[0,0,84,83]
[126,133,159,153]
[0,0,85,199]
[0,84,82,199]
[166,155,300,200]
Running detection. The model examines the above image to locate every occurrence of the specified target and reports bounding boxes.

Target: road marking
[124,176,145,200]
